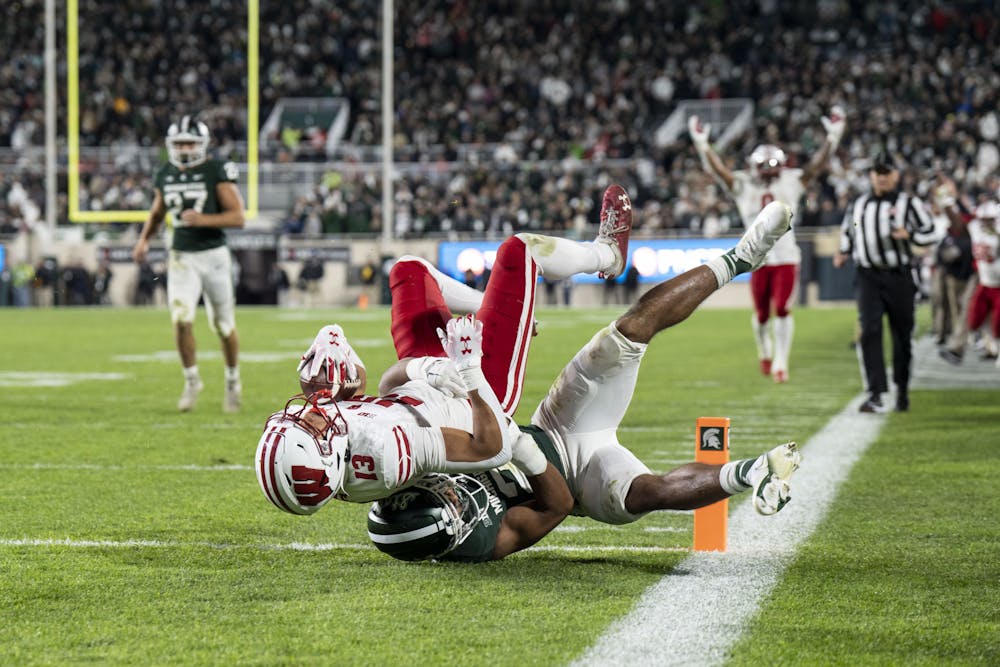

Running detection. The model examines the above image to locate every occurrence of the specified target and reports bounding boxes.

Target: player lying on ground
[254,186,635,511]
[367,201,803,562]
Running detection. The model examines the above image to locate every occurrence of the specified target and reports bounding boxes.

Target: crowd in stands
[1,1,998,237]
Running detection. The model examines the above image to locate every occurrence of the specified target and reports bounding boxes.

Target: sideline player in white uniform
[132,116,246,412]
[368,202,802,562]
[688,107,846,382]
[939,201,1000,367]
[255,186,636,511]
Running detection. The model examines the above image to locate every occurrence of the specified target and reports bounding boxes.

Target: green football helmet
[367,473,489,561]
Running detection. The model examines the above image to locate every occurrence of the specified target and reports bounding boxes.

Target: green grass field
[1,304,997,666]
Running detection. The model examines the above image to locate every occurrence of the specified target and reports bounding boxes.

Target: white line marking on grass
[0,371,130,387]
[0,538,686,556]
[0,463,252,472]
[573,393,887,667]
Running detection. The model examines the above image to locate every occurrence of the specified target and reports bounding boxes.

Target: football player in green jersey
[132,116,246,412]
[368,201,803,562]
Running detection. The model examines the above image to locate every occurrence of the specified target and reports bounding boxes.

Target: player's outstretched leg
[624,442,801,515]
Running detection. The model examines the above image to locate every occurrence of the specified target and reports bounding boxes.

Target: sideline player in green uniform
[367,201,803,562]
[132,116,246,412]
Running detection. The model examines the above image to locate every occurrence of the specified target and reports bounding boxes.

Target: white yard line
[572,392,887,667]
[0,537,685,556]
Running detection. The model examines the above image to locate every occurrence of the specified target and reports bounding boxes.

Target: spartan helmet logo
[701,427,724,451]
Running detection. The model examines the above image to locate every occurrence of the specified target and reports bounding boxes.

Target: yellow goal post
[66,0,259,223]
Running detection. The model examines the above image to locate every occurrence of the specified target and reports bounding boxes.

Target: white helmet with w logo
[255,393,350,515]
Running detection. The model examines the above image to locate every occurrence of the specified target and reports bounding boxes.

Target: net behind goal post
[65,0,259,223]
[654,98,755,152]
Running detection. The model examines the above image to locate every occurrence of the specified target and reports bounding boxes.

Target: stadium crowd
[0,1,998,237]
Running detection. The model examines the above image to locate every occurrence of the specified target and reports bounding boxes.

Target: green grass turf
[0,304,995,665]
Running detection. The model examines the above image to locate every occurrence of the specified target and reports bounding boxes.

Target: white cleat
[223,380,242,413]
[752,442,801,516]
[177,378,204,412]
[735,201,792,271]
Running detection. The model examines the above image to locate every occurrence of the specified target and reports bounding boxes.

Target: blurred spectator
[10,256,35,307]
[92,260,113,306]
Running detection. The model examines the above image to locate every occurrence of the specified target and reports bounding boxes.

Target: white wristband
[512,431,549,477]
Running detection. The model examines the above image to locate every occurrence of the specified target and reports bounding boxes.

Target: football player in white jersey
[939,201,1000,367]
[255,185,636,512]
[369,201,803,562]
[688,107,846,383]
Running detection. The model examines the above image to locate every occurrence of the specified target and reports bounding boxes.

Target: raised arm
[436,315,512,470]
[688,115,735,190]
[800,105,846,187]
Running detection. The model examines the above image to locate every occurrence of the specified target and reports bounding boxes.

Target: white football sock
[225,366,240,383]
[772,315,794,371]
[719,457,760,495]
[397,256,484,313]
[516,233,614,279]
[751,316,774,361]
[183,365,200,383]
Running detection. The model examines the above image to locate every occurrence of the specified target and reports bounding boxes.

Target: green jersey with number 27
[154,159,239,252]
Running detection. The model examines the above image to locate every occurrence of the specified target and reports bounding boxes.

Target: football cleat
[597,184,633,280]
[752,442,801,516]
[858,394,884,414]
[772,369,788,384]
[734,201,792,271]
[177,378,204,412]
[938,348,962,366]
[223,380,242,413]
[759,359,773,376]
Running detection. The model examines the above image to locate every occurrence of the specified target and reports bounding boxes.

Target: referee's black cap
[870,150,899,174]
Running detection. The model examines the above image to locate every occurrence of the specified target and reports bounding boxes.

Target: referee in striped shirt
[834,150,937,413]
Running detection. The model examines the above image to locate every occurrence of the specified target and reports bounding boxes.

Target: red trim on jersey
[394,426,412,484]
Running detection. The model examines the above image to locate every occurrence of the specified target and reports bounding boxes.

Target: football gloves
[437,314,486,391]
[821,105,847,151]
[405,357,468,398]
[688,115,711,153]
[298,324,364,394]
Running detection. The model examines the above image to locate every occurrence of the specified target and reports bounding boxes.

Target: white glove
[688,115,711,153]
[405,357,468,398]
[297,324,363,394]
[436,314,485,390]
[821,105,846,151]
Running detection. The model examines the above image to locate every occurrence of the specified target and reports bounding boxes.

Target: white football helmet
[166,115,210,168]
[255,393,350,515]
[975,201,999,223]
[748,144,787,180]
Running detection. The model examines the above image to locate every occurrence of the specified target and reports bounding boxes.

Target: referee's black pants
[855,267,918,398]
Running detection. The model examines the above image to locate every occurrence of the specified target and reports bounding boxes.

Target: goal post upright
[66,0,258,223]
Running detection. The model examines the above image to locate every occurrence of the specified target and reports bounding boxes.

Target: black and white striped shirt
[839,191,937,269]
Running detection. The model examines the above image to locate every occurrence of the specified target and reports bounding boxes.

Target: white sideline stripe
[0,538,686,556]
[0,463,252,472]
[573,392,886,667]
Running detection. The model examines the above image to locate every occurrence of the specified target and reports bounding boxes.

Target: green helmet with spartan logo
[367,474,490,561]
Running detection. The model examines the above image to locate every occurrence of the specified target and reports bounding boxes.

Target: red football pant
[389,236,538,414]
[750,263,798,323]
[966,283,1000,337]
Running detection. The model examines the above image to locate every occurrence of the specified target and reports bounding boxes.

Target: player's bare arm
[688,115,735,190]
[132,188,167,263]
[180,181,246,228]
[801,105,846,187]
[490,462,574,560]
[438,387,505,463]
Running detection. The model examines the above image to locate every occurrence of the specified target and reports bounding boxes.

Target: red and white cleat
[597,184,633,279]
[772,369,788,384]
[760,359,773,376]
